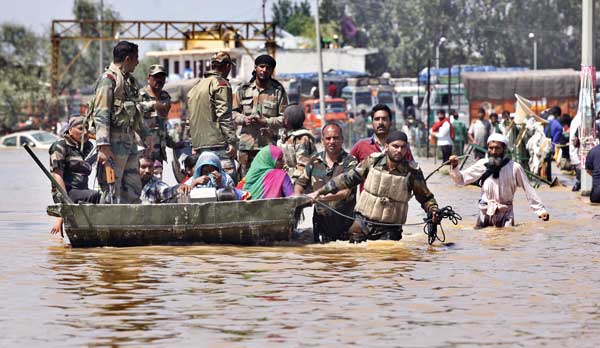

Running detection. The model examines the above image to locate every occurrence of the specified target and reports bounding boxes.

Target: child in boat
[180,153,199,183]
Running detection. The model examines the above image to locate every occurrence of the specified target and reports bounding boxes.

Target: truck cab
[341,77,401,127]
[303,98,348,139]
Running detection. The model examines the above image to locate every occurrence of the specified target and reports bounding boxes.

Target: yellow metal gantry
[50,19,277,96]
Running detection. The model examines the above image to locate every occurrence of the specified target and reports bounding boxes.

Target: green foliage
[319,0,345,23]
[0,23,47,129]
[286,13,314,37]
[271,0,313,36]
[345,0,583,76]
[59,0,119,93]
[132,46,161,85]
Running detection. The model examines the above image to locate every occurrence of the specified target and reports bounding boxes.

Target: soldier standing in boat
[187,51,238,181]
[139,64,171,165]
[92,41,151,203]
[233,54,288,175]
[309,131,441,243]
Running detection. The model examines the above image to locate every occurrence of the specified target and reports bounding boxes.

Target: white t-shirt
[435,121,453,146]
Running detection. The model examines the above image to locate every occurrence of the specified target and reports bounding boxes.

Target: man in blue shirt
[585,143,600,203]
[547,114,571,154]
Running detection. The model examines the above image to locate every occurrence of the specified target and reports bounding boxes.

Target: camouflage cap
[148,64,167,76]
[211,51,235,66]
[68,115,85,128]
[63,115,86,135]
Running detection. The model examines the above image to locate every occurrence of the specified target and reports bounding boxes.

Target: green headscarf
[242,145,281,199]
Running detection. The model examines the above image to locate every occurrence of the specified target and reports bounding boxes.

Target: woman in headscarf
[185,151,234,189]
[186,151,250,200]
[240,145,294,199]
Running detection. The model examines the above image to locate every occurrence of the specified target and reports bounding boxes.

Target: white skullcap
[487,133,508,145]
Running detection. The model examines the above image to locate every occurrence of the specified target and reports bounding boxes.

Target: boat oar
[24,144,93,232]
[24,144,74,204]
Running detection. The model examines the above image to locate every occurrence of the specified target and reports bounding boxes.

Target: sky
[0,0,310,53]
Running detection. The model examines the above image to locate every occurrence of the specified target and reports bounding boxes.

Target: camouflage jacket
[187,72,237,149]
[49,135,94,192]
[296,150,358,215]
[233,79,288,150]
[279,128,317,181]
[320,153,438,214]
[140,176,180,204]
[139,86,172,160]
[92,62,148,146]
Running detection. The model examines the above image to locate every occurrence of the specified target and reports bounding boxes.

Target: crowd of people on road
[49,40,600,242]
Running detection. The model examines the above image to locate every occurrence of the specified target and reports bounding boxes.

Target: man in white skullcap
[448,133,549,228]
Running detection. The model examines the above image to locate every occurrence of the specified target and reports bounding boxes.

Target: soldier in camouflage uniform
[233,54,288,175]
[92,41,152,204]
[139,64,171,163]
[309,131,441,243]
[278,104,317,182]
[49,116,100,236]
[294,123,357,243]
[187,51,238,180]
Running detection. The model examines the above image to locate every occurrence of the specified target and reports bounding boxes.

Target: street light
[435,36,447,69]
[528,32,537,70]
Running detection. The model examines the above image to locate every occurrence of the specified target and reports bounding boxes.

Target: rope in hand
[312,200,426,226]
[422,205,462,245]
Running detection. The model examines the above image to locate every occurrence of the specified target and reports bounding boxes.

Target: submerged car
[0,130,60,150]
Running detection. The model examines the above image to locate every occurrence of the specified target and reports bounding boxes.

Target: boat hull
[48,197,311,248]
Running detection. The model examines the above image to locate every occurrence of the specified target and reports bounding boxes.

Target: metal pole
[435,45,440,70]
[427,59,431,159]
[448,65,452,114]
[315,0,326,124]
[99,0,103,75]
[458,66,462,111]
[581,0,596,195]
[533,39,537,70]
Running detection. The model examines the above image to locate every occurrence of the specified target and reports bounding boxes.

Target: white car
[0,130,60,150]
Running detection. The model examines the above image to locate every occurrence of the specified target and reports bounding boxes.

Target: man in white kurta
[449,133,550,228]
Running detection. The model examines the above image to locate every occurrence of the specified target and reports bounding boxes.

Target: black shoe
[572,183,581,192]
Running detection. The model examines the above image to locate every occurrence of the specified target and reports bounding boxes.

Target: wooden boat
[47,196,312,248]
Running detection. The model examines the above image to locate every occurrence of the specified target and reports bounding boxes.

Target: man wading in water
[309,131,441,243]
[449,133,550,228]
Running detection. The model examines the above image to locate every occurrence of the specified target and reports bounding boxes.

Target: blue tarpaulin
[278,70,368,80]
[418,65,529,83]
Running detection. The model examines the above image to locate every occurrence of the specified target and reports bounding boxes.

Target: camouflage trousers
[99,131,142,204]
[148,130,167,163]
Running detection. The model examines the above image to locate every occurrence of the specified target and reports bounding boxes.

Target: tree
[319,0,345,23]
[344,0,583,77]
[59,0,120,93]
[133,45,161,85]
[0,24,47,131]
[271,0,313,36]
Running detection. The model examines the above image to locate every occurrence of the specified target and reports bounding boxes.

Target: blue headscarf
[192,152,232,188]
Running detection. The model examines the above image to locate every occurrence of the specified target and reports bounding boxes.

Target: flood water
[1,148,599,347]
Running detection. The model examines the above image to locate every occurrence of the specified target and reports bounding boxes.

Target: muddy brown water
[1,149,599,347]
